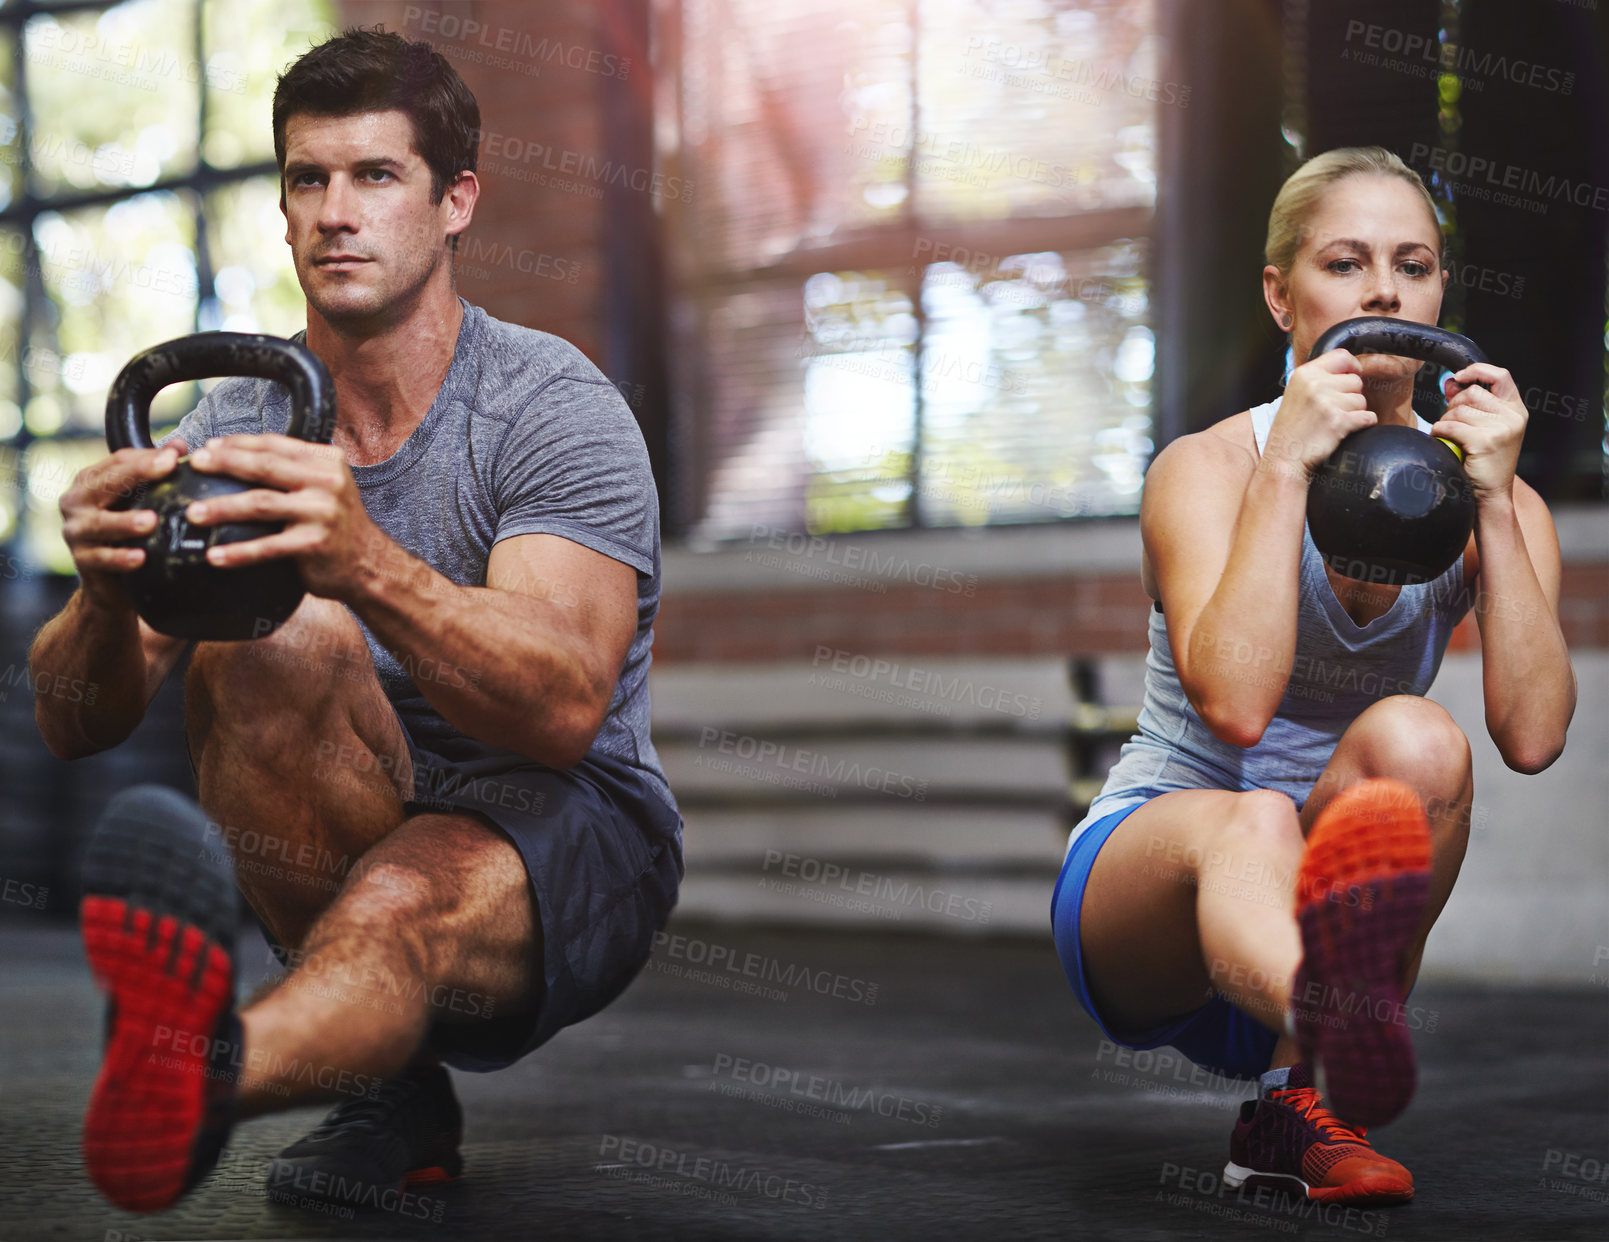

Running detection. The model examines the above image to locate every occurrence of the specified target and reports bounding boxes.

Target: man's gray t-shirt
[164,299,676,814]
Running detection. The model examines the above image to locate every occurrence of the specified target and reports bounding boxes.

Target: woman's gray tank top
[1069,397,1473,852]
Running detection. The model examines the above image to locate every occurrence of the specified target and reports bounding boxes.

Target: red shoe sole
[81,896,233,1213]
[406,1165,460,1185]
[1292,778,1431,1128]
[1309,1176,1415,1206]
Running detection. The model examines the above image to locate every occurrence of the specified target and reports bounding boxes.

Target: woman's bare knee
[1346,696,1471,790]
[1202,790,1304,874]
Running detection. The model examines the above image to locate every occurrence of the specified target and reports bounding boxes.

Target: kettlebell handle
[106,332,336,452]
[1308,316,1489,375]
[1309,317,1489,462]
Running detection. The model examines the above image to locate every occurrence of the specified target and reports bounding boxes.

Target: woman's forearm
[1469,495,1575,772]
[1180,459,1311,745]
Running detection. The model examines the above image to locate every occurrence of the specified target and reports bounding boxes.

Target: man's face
[280,109,462,326]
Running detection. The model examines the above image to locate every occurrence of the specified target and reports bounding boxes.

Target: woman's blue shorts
[1050,796,1278,1082]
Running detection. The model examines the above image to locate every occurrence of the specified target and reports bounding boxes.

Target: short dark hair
[273,27,479,232]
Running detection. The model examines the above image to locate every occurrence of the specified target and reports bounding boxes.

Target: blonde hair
[1265,146,1444,277]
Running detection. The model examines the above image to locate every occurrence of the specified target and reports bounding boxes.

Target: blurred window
[662,0,1164,539]
[0,0,334,572]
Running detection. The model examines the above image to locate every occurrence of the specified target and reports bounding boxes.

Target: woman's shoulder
[1148,409,1260,483]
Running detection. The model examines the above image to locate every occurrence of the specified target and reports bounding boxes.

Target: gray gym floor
[2,915,1605,1241]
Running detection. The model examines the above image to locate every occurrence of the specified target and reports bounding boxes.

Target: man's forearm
[30,589,149,759]
[343,539,599,767]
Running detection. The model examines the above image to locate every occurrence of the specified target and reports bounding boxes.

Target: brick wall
[342,0,613,356]
[653,561,1609,663]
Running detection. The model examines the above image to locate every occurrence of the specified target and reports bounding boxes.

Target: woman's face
[1267,174,1449,385]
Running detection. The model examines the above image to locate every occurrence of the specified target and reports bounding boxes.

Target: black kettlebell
[107,332,337,640]
[1304,317,1482,587]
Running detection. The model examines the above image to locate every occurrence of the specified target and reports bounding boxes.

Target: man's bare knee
[186,595,409,791]
[189,596,370,709]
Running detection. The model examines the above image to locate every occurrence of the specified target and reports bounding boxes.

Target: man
[30,27,681,1214]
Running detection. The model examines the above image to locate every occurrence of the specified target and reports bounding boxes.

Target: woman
[1051,146,1575,1206]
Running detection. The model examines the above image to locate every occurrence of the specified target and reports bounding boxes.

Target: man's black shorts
[402,735,683,1072]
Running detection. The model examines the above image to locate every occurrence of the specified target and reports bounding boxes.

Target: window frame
[0,0,290,566]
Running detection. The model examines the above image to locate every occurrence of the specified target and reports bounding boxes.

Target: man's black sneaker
[265,1059,463,1208]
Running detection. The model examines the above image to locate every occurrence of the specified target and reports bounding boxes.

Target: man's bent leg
[234,811,540,1120]
[185,595,415,951]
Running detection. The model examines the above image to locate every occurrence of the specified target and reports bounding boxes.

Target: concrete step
[679,803,1071,869]
[651,658,1087,732]
[675,871,1056,935]
[658,734,1072,802]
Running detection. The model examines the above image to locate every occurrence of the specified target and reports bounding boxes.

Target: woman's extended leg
[1078,695,1471,1068]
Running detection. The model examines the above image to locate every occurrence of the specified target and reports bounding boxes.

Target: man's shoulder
[472,305,615,402]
